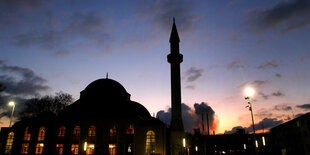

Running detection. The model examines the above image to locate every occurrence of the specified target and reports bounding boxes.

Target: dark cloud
[13,11,111,53]
[225,117,283,134]
[140,0,200,34]
[252,0,310,33]
[227,60,244,70]
[257,60,278,69]
[0,61,50,96]
[185,67,203,82]
[52,50,73,57]
[251,80,268,87]
[296,103,310,109]
[274,104,292,111]
[272,91,284,97]
[258,90,284,100]
[156,102,219,133]
[275,73,282,78]
[224,126,245,134]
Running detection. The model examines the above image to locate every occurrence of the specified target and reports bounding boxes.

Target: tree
[18,92,73,119]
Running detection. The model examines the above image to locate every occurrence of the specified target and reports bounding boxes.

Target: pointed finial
[169,18,180,43]
[106,72,109,79]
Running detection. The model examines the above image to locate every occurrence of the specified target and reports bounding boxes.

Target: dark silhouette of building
[168,18,185,155]
[270,112,310,155]
[0,78,168,155]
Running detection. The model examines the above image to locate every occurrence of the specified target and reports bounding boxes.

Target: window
[56,144,63,154]
[21,143,29,154]
[109,125,117,143]
[35,143,44,154]
[38,126,46,141]
[145,130,155,154]
[72,126,80,141]
[24,127,31,141]
[88,126,96,137]
[5,132,14,154]
[86,144,95,155]
[126,125,134,134]
[109,144,116,155]
[58,126,65,138]
[71,144,79,155]
[88,126,96,141]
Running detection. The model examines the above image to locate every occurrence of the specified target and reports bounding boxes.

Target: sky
[1,0,310,134]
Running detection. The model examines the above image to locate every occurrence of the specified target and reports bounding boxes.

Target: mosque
[0,20,185,155]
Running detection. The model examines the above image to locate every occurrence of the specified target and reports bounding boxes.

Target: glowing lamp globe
[245,87,255,97]
[8,101,15,106]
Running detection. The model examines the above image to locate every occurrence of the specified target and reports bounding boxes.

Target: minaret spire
[167,18,184,155]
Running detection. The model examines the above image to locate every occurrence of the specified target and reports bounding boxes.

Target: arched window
[145,130,155,154]
[38,126,46,141]
[109,125,117,155]
[35,143,44,154]
[58,126,65,138]
[126,125,134,134]
[72,126,80,141]
[24,127,31,141]
[5,132,14,154]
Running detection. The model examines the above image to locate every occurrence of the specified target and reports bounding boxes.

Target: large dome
[80,78,130,101]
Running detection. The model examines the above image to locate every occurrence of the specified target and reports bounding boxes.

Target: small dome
[80,78,130,101]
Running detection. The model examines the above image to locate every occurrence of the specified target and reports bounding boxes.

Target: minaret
[167,18,184,155]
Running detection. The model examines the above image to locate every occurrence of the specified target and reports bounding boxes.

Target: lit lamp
[244,87,258,154]
[8,101,15,128]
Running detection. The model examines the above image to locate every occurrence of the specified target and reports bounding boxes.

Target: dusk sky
[1,0,310,134]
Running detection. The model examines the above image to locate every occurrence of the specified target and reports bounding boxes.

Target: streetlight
[244,87,258,155]
[8,101,15,128]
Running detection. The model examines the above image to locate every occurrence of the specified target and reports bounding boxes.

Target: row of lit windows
[5,126,155,155]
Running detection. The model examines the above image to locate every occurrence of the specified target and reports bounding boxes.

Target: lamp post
[244,88,258,155]
[8,101,16,128]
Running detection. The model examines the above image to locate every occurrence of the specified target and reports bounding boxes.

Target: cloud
[252,0,310,33]
[185,67,204,82]
[140,0,200,34]
[13,11,111,53]
[296,103,310,109]
[257,60,278,69]
[272,91,284,97]
[0,61,50,96]
[274,104,292,111]
[156,103,197,132]
[227,60,244,70]
[251,80,268,87]
[275,73,282,78]
[156,102,219,133]
[258,90,284,100]
[225,117,283,134]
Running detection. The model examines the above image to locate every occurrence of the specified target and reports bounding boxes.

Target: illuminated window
[86,144,95,155]
[24,127,31,141]
[109,144,116,155]
[21,143,29,154]
[71,144,79,155]
[126,125,134,134]
[5,132,14,154]
[38,126,46,141]
[88,126,96,137]
[58,126,65,138]
[35,143,44,154]
[72,126,80,141]
[145,130,155,154]
[109,125,117,143]
[56,144,63,154]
